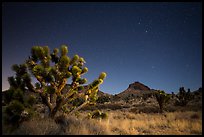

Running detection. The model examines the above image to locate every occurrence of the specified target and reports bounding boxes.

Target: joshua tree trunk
[50,95,64,118]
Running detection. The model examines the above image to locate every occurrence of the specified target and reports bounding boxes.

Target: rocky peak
[128,81,150,91]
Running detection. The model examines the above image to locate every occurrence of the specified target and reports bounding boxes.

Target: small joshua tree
[6,45,107,118]
[3,66,36,128]
[175,87,192,106]
[154,90,171,113]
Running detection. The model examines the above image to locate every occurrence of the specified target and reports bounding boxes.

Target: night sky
[2,2,202,94]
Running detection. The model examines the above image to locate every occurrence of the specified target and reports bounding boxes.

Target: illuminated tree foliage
[154,90,171,113]
[7,45,106,118]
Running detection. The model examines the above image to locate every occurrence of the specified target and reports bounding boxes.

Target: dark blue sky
[2,2,202,94]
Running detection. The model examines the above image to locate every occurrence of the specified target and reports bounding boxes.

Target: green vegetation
[3,65,37,129]
[154,90,171,113]
[87,110,108,120]
[4,45,106,119]
[175,87,193,106]
[97,95,111,104]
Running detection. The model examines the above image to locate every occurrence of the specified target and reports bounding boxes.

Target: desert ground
[2,94,202,135]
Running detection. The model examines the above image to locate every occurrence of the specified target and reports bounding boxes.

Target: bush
[96,96,111,104]
[26,95,37,107]
[90,110,108,119]
[4,100,25,125]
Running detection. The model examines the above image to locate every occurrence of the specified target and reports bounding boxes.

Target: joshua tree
[175,87,193,106]
[154,90,171,113]
[6,45,106,118]
[3,64,37,128]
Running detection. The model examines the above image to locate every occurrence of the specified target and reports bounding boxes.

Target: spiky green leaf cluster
[99,72,107,80]
[61,45,68,56]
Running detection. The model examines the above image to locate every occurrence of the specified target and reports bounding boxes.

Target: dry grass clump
[10,116,61,135]
[166,111,202,134]
[7,113,112,135]
[60,115,111,135]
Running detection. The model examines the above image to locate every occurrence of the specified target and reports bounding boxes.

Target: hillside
[116,81,153,97]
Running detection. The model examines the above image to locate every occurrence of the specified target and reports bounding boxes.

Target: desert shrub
[91,110,101,119]
[88,110,108,120]
[10,117,60,135]
[4,100,24,125]
[97,95,111,104]
[100,112,108,119]
[3,91,36,130]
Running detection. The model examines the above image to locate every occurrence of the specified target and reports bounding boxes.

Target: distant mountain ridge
[127,81,151,91]
[116,81,154,98]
